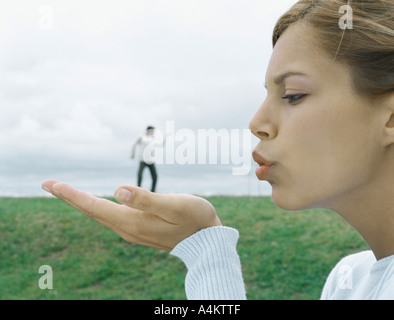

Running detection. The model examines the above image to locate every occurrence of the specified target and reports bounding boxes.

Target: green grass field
[0,196,369,300]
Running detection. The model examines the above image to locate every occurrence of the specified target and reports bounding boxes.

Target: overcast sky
[0,0,298,197]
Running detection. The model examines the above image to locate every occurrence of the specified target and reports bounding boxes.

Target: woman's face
[250,23,384,211]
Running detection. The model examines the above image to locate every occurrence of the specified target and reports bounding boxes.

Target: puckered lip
[252,150,274,167]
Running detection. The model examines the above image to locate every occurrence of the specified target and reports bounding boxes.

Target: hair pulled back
[273,0,394,98]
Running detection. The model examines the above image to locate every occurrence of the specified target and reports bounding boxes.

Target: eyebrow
[264,71,309,89]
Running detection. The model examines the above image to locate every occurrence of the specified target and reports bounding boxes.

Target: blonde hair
[273,0,394,98]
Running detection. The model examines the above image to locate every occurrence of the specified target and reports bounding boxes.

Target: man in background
[131,126,162,192]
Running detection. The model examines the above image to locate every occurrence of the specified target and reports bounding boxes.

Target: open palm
[42,180,221,251]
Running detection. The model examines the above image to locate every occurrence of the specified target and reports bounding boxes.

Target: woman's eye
[281,94,307,104]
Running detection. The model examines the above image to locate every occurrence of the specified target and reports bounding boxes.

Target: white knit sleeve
[170,226,246,300]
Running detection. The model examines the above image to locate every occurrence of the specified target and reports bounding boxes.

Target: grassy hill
[0,196,368,300]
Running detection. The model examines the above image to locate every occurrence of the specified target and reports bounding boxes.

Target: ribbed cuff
[171,226,239,267]
[170,226,246,300]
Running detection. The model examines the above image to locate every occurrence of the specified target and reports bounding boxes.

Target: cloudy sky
[0,0,298,197]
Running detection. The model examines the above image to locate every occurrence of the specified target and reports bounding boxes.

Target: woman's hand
[41,180,221,251]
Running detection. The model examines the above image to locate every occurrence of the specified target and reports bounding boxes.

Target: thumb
[114,186,219,226]
[114,186,182,220]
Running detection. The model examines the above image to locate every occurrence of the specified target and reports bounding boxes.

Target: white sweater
[170,226,394,300]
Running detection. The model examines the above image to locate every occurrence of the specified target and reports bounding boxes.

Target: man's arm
[131,137,141,159]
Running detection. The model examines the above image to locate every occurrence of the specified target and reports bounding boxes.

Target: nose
[249,99,277,140]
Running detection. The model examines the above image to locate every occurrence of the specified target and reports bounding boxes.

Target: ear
[382,94,394,147]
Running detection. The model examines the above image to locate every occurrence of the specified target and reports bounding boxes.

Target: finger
[46,182,137,227]
[42,180,149,242]
[42,179,82,209]
[114,185,217,224]
[43,180,94,213]
[42,179,59,193]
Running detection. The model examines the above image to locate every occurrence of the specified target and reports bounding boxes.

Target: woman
[42,0,394,299]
